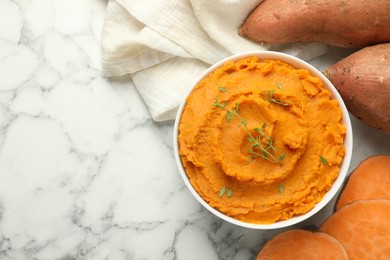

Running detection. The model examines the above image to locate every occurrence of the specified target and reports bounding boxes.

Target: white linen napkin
[102,0,329,122]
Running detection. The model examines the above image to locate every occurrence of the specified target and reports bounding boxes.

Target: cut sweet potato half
[320,199,390,259]
[335,155,390,211]
[256,229,348,259]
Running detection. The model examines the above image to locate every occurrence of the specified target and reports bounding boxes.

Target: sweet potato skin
[239,0,390,48]
[326,43,390,134]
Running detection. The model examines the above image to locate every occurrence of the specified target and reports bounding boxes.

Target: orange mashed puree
[178,57,346,224]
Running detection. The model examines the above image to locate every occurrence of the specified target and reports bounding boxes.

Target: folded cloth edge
[101,0,330,122]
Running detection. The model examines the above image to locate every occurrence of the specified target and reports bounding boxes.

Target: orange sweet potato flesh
[325,43,390,134]
[320,199,390,259]
[239,0,390,48]
[335,155,390,211]
[256,229,348,260]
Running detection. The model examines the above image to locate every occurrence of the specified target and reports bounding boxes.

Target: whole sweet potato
[325,43,390,134]
[239,0,390,48]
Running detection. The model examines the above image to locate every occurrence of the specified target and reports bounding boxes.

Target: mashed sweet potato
[178,57,346,224]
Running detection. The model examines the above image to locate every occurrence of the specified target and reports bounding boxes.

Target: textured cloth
[102,0,329,121]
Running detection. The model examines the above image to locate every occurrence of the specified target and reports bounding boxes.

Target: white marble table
[1,0,389,259]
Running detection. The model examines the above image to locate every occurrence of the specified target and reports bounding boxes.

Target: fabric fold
[102,0,329,121]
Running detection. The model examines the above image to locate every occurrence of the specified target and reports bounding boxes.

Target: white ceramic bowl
[173,51,353,229]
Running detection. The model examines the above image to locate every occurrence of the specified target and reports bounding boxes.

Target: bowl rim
[173,51,353,230]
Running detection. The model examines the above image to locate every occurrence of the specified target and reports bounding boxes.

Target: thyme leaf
[227,188,233,198]
[226,111,233,122]
[219,185,233,198]
[320,155,328,166]
[218,86,227,92]
[278,184,284,194]
[219,185,227,197]
[279,153,287,161]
